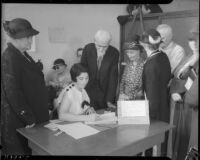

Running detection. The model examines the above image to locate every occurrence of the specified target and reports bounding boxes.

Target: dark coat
[1,43,49,154]
[81,43,119,104]
[142,50,171,122]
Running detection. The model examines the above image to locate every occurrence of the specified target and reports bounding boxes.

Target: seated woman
[118,35,146,101]
[56,63,99,122]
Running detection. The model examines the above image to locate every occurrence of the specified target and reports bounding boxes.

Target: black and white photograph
[1,1,199,159]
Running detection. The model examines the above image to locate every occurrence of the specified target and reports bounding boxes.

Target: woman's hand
[118,94,129,101]
[25,123,35,128]
[86,114,100,122]
[85,107,96,115]
[171,93,182,102]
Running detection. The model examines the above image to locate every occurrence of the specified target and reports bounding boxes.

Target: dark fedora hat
[3,18,39,39]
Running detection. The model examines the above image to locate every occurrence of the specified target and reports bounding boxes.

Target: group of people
[1,17,198,159]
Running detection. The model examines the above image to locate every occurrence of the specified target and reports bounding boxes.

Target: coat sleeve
[106,50,119,103]
[2,53,36,125]
[143,61,160,118]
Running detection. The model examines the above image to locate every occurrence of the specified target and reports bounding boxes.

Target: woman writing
[56,63,99,122]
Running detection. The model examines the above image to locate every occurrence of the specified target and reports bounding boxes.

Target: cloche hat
[3,18,39,39]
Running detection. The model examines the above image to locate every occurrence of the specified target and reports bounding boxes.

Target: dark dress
[81,43,119,110]
[169,54,199,160]
[142,50,171,156]
[143,50,171,122]
[1,43,49,155]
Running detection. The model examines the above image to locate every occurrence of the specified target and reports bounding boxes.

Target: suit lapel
[99,48,111,82]
[89,48,98,79]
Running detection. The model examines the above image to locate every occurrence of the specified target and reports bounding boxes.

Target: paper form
[185,77,193,90]
[50,119,63,124]
[44,123,60,131]
[56,122,100,139]
[119,101,147,117]
[85,112,117,125]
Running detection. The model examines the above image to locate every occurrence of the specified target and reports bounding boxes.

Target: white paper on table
[56,122,100,139]
[118,100,147,117]
[50,119,63,124]
[44,123,60,131]
[85,112,117,125]
[185,77,193,90]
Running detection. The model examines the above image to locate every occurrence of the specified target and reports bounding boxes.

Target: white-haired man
[156,24,185,74]
[81,29,119,111]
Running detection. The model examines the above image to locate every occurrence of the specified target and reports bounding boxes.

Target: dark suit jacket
[143,51,171,122]
[81,43,119,103]
[1,43,49,154]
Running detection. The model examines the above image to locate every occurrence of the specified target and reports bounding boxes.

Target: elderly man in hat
[81,29,119,111]
[2,18,49,155]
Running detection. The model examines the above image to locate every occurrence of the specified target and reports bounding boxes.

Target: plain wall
[2,2,199,75]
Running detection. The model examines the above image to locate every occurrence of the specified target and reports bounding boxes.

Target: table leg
[153,144,161,156]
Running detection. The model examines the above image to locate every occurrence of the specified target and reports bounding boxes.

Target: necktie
[97,56,103,70]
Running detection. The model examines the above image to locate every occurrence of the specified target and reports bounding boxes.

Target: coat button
[20,110,25,115]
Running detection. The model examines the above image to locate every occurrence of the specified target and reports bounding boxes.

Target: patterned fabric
[119,60,145,100]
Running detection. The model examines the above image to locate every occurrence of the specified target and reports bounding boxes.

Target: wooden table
[17,120,173,156]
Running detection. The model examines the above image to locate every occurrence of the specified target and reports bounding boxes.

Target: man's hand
[107,102,116,109]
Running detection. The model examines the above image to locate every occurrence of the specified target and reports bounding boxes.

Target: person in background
[118,34,146,101]
[156,24,186,159]
[168,22,199,160]
[45,58,71,112]
[76,48,83,62]
[57,63,99,122]
[156,24,185,74]
[140,29,171,156]
[46,58,71,92]
[1,18,49,155]
[81,29,119,111]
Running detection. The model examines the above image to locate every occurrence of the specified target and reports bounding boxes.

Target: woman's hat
[3,18,39,39]
[140,28,162,45]
[123,34,142,51]
[52,59,67,70]
[123,42,143,51]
